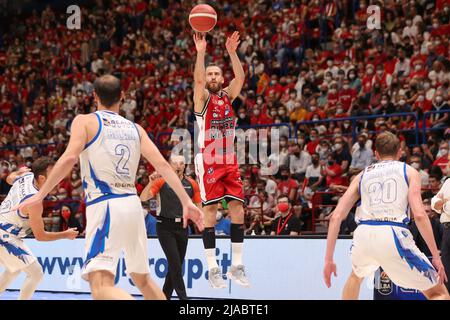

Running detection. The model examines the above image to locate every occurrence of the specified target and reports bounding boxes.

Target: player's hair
[206,63,222,74]
[277,194,291,204]
[375,131,400,157]
[93,75,122,107]
[31,157,55,178]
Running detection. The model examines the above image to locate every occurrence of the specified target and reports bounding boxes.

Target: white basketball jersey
[0,173,37,238]
[355,160,411,224]
[79,110,141,204]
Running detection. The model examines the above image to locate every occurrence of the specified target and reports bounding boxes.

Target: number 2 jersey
[0,173,37,238]
[356,160,411,224]
[79,110,141,205]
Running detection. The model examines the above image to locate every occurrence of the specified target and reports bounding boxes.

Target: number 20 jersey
[79,110,140,204]
[355,160,411,224]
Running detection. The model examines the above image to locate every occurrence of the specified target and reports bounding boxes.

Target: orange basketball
[189,4,217,33]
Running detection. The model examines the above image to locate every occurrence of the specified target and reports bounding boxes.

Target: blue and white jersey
[0,173,37,238]
[355,160,411,224]
[79,110,141,206]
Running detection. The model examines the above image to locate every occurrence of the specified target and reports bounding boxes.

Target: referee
[432,177,450,293]
[140,155,201,300]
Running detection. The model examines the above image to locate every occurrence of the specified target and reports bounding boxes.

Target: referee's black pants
[441,224,450,293]
[156,217,189,300]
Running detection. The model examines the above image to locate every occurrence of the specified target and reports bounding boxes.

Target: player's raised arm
[15,115,89,211]
[224,31,245,101]
[323,171,362,288]
[407,166,447,284]
[25,202,78,241]
[193,32,208,113]
[137,124,204,231]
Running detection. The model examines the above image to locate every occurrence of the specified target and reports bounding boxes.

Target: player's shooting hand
[323,260,337,288]
[193,32,207,53]
[183,201,204,231]
[12,192,44,213]
[64,227,79,240]
[432,255,448,284]
[225,31,240,54]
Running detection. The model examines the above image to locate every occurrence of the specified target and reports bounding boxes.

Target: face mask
[399,100,406,106]
[415,65,422,71]
[257,99,263,105]
[325,76,332,82]
[343,84,350,90]
[72,174,78,180]
[278,203,289,212]
[312,159,319,165]
[336,108,343,114]
[310,106,316,112]
[216,211,223,220]
[270,111,277,116]
[281,175,289,181]
[376,70,383,76]
[138,169,145,175]
[435,96,443,104]
[328,160,335,166]
[144,84,150,89]
[280,141,287,147]
[418,96,424,102]
[298,139,305,145]
[329,89,337,94]
[433,23,439,29]
[440,149,449,156]
[411,162,420,169]
[327,61,333,67]
[367,69,374,75]
[239,113,246,119]
[62,210,71,220]
[358,141,365,148]
[253,109,260,116]
[349,74,356,80]
[424,82,430,89]
[334,143,342,150]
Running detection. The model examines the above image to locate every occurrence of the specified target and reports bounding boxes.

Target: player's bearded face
[206,67,223,93]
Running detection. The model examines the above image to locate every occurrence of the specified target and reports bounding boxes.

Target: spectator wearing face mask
[289,143,312,181]
[430,94,449,129]
[59,204,84,235]
[393,48,411,78]
[349,134,374,176]
[305,129,320,155]
[347,69,361,93]
[277,165,299,203]
[304,153,324,194]
[331,137,352,173]
[321,154,345,188]
[270,195,301,236]
[433,141,449,172]
[236,107,251,126]
[410,155,429,187]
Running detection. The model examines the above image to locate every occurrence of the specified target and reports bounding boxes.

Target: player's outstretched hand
[183,201,204,232]
[64,228,79,240]
[432,255,448,284]
[323,260,337,288]
[193,32,207,53]
[12,192,44,213]
[226,31,240,54]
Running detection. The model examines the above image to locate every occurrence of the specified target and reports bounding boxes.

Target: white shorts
[0,230,36,273]
[81,195,150,281]
[351,222,438,292]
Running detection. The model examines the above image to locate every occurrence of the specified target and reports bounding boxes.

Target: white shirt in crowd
[431,178,450,223]
[289,151,312,175]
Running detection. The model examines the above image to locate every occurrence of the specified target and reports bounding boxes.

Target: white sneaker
[227,265,251,287]
[208,267,227,289]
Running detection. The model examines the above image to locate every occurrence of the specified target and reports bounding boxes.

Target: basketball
[189,4,217,33]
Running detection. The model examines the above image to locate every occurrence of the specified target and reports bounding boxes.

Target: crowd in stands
[0,0,449,235]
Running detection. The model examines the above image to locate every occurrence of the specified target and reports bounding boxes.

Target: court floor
[1,290,144,300]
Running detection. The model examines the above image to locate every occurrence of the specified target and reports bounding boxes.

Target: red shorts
[194,153,244,206]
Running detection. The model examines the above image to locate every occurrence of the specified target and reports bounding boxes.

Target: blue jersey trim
[12,173,34,184]
[403,162,409,187]
[100,110,117,115]
[133,123,141,142]
[89,162,112,195]
[357,169,365,207]
[392,228,436,283]
[86,193,136,207]
[16,193,35,220]
[0,238,29,262]
[84,203,111,266]
[84,112,103,149]
[358,220,409,228]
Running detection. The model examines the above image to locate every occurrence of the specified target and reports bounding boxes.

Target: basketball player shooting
[323,132,449,300]
[192,31,250,288]
[15,75,204,300]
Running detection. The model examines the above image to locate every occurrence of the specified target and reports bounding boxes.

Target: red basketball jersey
[195,90,236,155]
